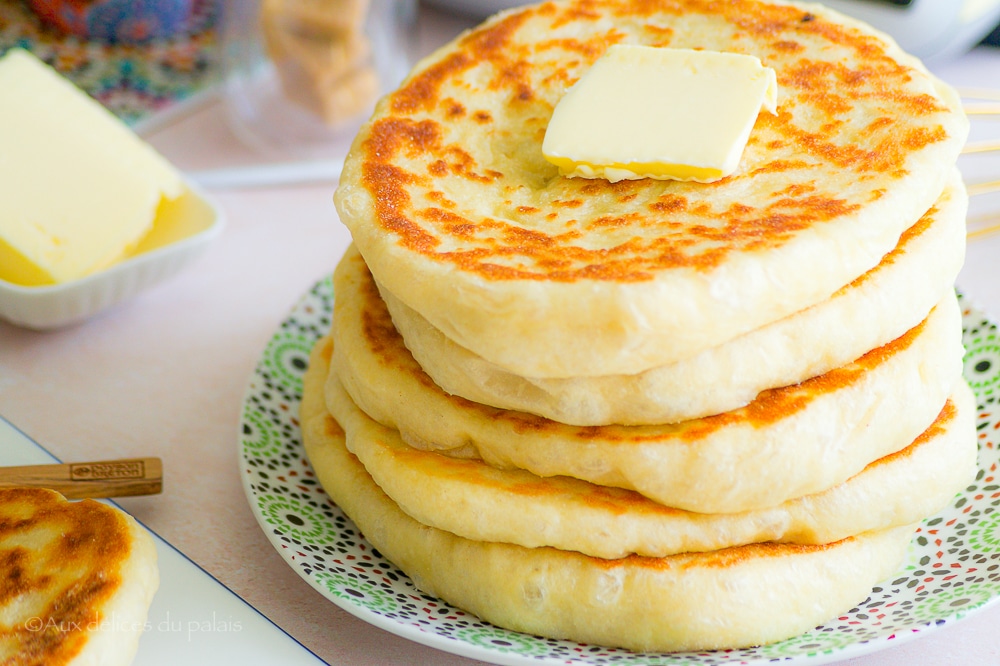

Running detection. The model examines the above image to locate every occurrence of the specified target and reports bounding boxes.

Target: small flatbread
[0,488,159,665]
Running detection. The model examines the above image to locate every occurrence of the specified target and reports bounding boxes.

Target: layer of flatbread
[0,488,159,666]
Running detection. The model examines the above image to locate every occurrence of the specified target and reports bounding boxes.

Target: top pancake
[334,0,968,378]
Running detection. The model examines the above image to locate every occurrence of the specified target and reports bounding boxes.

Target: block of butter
[0,48,184,286]
[542,45,778,183]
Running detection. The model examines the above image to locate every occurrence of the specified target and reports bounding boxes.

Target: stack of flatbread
[302,0,976,652]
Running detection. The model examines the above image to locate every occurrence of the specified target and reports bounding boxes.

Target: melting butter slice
[0,49,183,286]
[542,45,778,183]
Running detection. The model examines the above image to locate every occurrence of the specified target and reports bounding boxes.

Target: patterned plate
[239,279,1000,666]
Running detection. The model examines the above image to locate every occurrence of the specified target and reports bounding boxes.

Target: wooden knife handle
[0,457,163,499]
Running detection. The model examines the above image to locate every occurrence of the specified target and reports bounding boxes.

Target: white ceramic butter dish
[0,181,223,330]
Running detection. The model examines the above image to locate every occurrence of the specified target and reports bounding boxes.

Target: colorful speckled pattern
[0,0,218,125]
[239,279,1000,665]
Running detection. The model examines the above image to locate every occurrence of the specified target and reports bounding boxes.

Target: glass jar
[221,0,415,159]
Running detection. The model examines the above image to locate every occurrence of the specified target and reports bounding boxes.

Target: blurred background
[0,0,997,131]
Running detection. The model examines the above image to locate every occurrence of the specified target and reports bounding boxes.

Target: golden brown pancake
[377,170,967,425]
[0,488,158,666]
[320,333,975,558]
[332,244,965,513]
[334,0,969,379]
[300,339,918,652]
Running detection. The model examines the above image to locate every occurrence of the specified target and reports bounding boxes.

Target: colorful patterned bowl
[28,0,194,43]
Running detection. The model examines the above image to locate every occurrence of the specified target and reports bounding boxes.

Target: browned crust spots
[353,0,957,283]
[390,52,473,115]
[748,159,813,178]
[671,310,928,438]
[588,536,850,570]
[443,99,466,118]
[323,413,347,439]
[383,440,685,516]
[771,39,803,52]
[0,489,130,666]
[841,205,936,292]
[862,399,956,471]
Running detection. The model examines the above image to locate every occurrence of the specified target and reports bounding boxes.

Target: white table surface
[0,5,998,665]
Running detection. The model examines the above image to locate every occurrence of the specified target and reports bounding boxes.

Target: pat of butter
[0,49,184,286]
[542,45,778,183]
